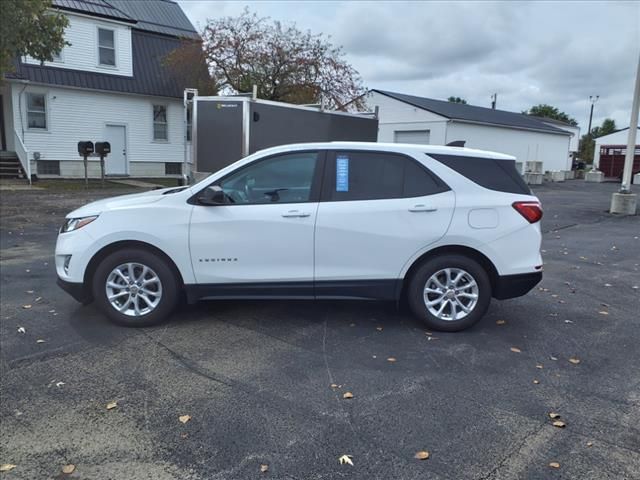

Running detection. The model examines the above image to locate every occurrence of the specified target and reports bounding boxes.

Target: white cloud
[178,0,640,130]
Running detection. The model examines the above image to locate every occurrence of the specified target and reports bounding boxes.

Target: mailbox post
[77,141,94,188]
[95,142,111,186]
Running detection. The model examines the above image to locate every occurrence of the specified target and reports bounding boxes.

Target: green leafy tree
[201,9,367,111]
[579,118,617,164]
[0,0,69,77]
[447,96,467,104]
[524,104,578,126]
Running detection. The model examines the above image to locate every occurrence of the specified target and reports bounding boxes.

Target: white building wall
[11,83,186,175]
[366,91,449,144]
[24,12,133,77]
[446,122,572,172]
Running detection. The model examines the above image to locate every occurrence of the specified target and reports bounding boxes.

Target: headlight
[60,215,98,233]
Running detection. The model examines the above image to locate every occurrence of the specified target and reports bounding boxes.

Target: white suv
[55,142,543,331]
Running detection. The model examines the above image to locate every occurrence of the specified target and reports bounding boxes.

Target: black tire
[92,248,179,327]
[407,254,492,332]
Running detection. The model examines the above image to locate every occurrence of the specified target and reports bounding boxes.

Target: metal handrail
[13,129,32,185]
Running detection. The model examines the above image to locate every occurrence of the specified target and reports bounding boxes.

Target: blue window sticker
[336,155,349,192]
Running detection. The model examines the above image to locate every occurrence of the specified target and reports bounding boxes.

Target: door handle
[281,210,311,218]
[409,204,437,212]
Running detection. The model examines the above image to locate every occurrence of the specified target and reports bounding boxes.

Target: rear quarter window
[428,154,531,195]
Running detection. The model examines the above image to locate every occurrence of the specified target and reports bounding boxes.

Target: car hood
[66,187,186,218]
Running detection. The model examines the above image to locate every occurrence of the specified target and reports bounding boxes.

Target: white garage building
[367,90,573,174]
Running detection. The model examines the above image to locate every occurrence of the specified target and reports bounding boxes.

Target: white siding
[24,12,133,77]
[446,122,572,172]
[366,91,448,144]
[12,84,185,168]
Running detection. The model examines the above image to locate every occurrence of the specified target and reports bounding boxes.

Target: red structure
[599,145,640,178]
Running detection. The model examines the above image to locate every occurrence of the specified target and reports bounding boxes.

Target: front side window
[324,151,448,201]
[26,93,46,129]
[218,152,319,204]
[153,105,168,140]
[98,28,116,66]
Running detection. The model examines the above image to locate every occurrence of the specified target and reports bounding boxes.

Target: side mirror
[197,185,226,205]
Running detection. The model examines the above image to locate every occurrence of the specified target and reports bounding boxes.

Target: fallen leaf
[568,357,581,365]
[179,415,191,424]
[425,331,433,336]
[106,401,117,410]
[376,327,383,331]
[604,283,612,287]
[55,381,65,388]
[598,311,609,316]
[552,420,566,428]
[414,450,430,460]
[533,379,540,384]
[510,347,521,353]
[36,339,45,343]
[260,464,269,473]
[536,364,544,369]
[22,305,31,309]
[180,433,188,439]
[35,297,42,302]
[387,357,397,362]
[338,454,353,466]
[26,290,34,294]
[550,356,558,361]
[496,319,506,325]
[587,441,593,447]
[548,412,561,419]
[0,464,17,472]
[343,392,354,399]
[549,462,560,469]
[17,327,26,334]
[62,464,75,474]
[564,319,573,324]
[330,383,338,388]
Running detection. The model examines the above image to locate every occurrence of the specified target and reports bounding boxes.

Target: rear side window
[428,154,531,195]
[324,151,449,201]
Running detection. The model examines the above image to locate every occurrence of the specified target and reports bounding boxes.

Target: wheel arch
[398,245,499,300]
[83,240,185,302]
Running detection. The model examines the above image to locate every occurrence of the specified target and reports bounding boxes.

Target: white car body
[56,142,543,328]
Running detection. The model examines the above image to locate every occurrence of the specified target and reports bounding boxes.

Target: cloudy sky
[178,1,639,131]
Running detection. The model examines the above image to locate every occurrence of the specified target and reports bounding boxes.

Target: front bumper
[493,271,542,300]
[57,277,92,304]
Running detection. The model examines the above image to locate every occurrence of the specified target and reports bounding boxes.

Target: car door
[189,150,324,290]
[314,150,455,294]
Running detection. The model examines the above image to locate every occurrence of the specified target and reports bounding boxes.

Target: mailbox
[77,141,94,156]
[95,142,111,156]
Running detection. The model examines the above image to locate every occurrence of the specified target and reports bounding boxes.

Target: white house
[0,0,199,180]
[367,90,573,174]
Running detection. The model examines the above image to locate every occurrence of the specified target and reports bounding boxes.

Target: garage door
[394,130,430,144]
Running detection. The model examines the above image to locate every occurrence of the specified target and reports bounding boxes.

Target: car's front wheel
[92,248,179,327]
[408,254,492,332]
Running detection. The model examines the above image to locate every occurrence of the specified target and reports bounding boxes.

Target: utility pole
[587,95,599,137]
[610,51,639,214]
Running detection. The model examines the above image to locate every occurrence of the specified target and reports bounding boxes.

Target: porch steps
[0,152,25,179]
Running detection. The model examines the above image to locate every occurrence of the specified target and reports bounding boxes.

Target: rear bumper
[57,277,92,304]
[493,271,542,300]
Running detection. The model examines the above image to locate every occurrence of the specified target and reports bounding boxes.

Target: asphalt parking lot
[1,180,639,479]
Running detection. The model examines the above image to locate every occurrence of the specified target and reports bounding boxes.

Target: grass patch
[33,179,135,191]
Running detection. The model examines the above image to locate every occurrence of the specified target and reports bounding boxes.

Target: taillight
[512,201,543,223]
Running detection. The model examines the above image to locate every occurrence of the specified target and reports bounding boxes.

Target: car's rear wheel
[408,254,491,331]
[92,248,179,327]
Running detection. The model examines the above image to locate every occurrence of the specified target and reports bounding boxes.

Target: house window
[98,28,116,66]
[37,160,60,175]
[165,162,182,175]
[153,105,168,141]
[26,93,47,129]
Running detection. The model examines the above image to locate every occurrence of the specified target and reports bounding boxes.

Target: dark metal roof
[372,90,569,135]
[104,0,198,39]
[53,0,198,39]
[52,0,135,23]
[8,31,188,98]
